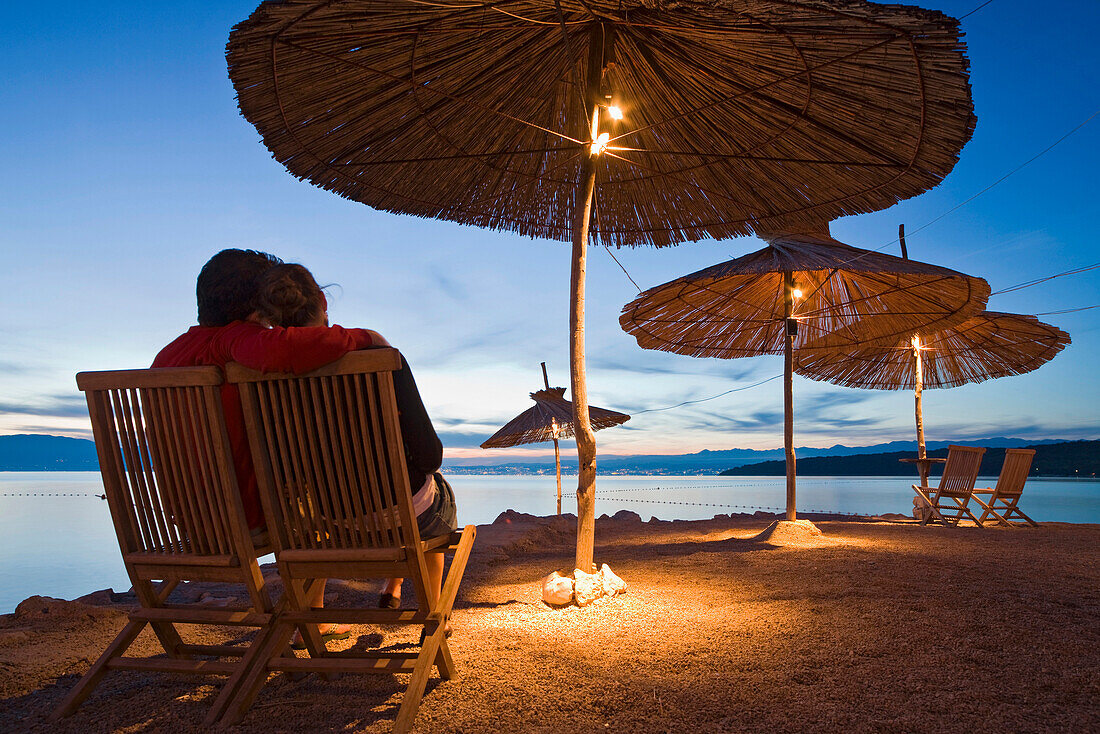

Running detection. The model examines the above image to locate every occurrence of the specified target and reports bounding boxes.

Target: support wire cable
[991,262,1100,296]
[633,374,784,415]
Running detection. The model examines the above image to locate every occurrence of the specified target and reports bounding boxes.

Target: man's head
[196,249,283,326]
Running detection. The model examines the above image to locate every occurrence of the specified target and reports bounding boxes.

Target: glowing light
[591,132,610,155]
[792,288,803,298]
[608,105,623,120]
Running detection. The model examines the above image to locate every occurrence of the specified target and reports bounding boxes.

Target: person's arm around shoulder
[363,329,390,347]
[217,320,380,374]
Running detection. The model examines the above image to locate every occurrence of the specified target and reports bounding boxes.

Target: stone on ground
[541,571,574,606]
[573,568,604,607]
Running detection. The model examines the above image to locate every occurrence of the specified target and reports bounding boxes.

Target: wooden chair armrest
[912,485,935,505]
[421,531,459,552]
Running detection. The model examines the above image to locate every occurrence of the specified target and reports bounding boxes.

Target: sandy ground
[1,510,1098,733]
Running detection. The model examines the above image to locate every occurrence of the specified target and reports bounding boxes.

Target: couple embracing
[153,248,457,644]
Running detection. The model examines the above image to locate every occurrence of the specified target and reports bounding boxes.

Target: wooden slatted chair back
[936,445,986,499]
[224,348,477,732]
[55,367,276,726]
[226,348,422,555]
[76,367,261,575]
[992,449,1035,498]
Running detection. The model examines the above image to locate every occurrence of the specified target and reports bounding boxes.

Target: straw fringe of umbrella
[795,311,1071,390]
[620,230,992,359]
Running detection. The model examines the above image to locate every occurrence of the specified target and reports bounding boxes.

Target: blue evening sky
[1,1,1097,459]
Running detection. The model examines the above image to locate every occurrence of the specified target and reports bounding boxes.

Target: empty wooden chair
[52,367,277,725]
[223,349,476,733]
[972,449,1039,527]
[912,445,987,527]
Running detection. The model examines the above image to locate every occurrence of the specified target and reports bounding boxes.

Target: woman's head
[255,263,328,327]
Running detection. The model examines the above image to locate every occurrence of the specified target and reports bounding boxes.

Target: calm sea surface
[2,471,1097,613]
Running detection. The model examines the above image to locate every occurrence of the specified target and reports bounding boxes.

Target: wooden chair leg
[958,501,982,526]
[1000,498,1038,527]
[49,620,146,721]
[203,621,281,727]
[218,620,297,726]
[287,578,328,659]
[430,528,475,680]
[394,628,445,734]
[133,580,187,658]
[973,496,1016,527]
[433,637,456,681]
[973,496,997,526]
[154,580,180,603]
[1012,507,1039,527]
[923,504,948,526]
[912,487,942,526]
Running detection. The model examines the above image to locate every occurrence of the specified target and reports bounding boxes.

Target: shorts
[416,472,458,540]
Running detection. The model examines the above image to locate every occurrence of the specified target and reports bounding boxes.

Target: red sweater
[153,321,374,529]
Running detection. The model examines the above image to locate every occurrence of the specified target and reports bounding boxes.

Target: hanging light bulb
[792,288,803,299]
[608,105,623,120]
[591,132,611,155]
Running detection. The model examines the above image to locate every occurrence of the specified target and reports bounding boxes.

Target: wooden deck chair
[223,349,476,732]
[973,449,1039,527]
[51,366,277,726]
[912,445,987,527]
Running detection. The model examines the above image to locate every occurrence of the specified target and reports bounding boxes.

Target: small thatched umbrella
[227,0,976,570]
[481,364,630,514]
[620,223,990,520]
[794,311,1071,482]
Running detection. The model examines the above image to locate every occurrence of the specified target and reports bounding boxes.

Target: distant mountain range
[1,433,1091,477]
[719,440,1099,478]
[440,437,1069,475]
[0,434,99,471]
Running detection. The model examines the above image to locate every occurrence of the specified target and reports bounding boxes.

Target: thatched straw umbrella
[794,311,1070,482]
[620,223,990,520]
[481,364,630,514]
[227,0,975,570]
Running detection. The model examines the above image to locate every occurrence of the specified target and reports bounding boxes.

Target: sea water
[2,471,1097,613]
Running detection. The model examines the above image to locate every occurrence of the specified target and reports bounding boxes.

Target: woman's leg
[292,578,351,644]
[380,553,440,604]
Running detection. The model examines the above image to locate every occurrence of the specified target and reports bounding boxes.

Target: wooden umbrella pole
[553,435,563,516]
[569,22,612,573]
[570,153,598,571]
[543,362,563,515]
[901,224,929,486]
[910,332,928,459]
[784,272,797,521]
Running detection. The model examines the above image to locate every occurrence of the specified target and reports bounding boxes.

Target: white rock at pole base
[541,571,575,606]
[573,568,604,607]
[600,564,627,596]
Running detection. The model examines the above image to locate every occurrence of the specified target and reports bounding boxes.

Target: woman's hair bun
[255,263,326,327]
